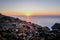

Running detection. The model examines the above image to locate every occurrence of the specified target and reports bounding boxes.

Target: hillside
[0,13,60,40]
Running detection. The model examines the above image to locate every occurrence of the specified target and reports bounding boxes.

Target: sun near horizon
[24,11,32,22]
[24,11,33,17]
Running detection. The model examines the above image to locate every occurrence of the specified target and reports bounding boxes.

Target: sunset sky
[0,0,60,16]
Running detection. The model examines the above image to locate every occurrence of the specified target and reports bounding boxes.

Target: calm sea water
[12,16,60,29]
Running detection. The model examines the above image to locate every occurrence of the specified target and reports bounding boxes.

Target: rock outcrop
[51,23,60,30]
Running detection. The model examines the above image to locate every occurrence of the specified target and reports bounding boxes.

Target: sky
[0,0,60,16]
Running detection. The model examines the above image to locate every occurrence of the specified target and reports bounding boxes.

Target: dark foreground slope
[0,14,60,40]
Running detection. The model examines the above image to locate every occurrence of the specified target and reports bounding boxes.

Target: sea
[12,16,60,30]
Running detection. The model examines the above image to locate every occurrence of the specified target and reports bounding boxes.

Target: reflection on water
[26,16,31,22]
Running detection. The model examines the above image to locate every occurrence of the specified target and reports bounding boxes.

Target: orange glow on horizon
[1,10,60,16]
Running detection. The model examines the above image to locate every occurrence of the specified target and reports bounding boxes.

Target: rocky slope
[0,13,60,40]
